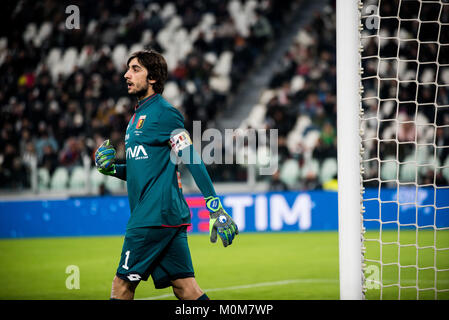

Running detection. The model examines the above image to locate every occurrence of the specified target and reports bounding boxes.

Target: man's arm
[113,164,127,181]
[176,141,239,247]
[160,108,239,247]
[178,143,216,199]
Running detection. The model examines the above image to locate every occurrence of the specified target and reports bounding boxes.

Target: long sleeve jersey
[115,93,216,230]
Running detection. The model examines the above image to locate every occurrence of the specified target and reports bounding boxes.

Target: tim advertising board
[187,191,338,233]
[0,188,448,238]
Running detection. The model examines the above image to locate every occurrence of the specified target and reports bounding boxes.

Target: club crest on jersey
[136,115,146,129]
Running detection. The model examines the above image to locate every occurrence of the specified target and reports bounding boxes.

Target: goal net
[359,0,449,299]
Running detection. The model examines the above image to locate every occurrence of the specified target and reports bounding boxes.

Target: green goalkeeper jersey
[123,93,191,230]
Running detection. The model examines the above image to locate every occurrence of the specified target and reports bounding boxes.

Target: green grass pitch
[0,231,447,300]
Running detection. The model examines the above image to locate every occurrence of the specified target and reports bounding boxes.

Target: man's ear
[148,79,157,85]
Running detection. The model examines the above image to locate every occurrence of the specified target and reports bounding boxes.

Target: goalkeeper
[95,50,238,300]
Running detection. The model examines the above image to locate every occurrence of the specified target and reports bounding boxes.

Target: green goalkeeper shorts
[115,226,194,289]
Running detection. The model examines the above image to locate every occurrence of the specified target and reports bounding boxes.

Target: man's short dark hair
[127,50,168,94]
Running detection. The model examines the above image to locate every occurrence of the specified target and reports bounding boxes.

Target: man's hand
[95,139,116,176]
[205,196,239,247]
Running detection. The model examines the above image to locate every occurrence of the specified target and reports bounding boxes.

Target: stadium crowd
[249,3,338,191]
[0,0,299,190]
[359,0,449,187]
[243,0,448,191]
[1,0,447,193]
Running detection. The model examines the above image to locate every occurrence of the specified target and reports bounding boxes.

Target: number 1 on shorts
[122,250,130,270]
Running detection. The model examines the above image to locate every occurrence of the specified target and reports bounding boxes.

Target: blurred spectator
[59,137,81,168]
[250,10,274,52]
[41,144,58,176]
[269,170,288,192]
[99,182,111,196]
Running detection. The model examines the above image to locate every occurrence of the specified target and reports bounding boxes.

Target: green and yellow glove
[206,196,239,247]
[95,139,116,176]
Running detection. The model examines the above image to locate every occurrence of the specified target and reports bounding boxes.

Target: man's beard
[131,84,149,100]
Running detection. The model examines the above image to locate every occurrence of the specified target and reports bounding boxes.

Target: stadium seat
[23,23,37,43]
[128,44,144,61]
[441,68,449,85]
[178,39,192,61]
[185,80,197,94]
[112,44,128,71]
[90,167,105,191]
[416,145,430,166]
[380,100,395,119]
[46,48,62,70]
[303,129,321,151]
[199,13,216,33]
[37,167,50,190]
[163,81,181,106]
[0,38,6,51]
[156,27,172,52]
[286,115,310,155]
[259,89,276,106]
[213,51,233,77]
[35,21,53,47]
[86,20,97,35]
[115,96,131,114]
[243,104,266,129]
[164,51,178,72]
[380,157,397,182]
[77,45,90,68]
[380,123,395,140]
[399,155,416,183]
[320,157,338,184]
[140,29,153,44]
[51,60,66,81]
[61,47,78,75]
[167,15,183,32]
[161,3,176,20]
[256,145,276,170]
[104,175,125,192]
[290,75,305,94]
[418,125,435,145]
[69,166,87,191]
[147,2,160,12]
[279,158,300,188]
[420,68,435,83]
[50,167,69,190]
[230,4,250,37]
[301,158,319,180]
[204,52,218,65]
[442,156,449,182]
[417,156,441,177]
[209,76,231,94]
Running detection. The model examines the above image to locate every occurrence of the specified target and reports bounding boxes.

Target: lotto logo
[127,274,141,281]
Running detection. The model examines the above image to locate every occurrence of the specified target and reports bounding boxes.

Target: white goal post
[336,0,364,300]
[338,0,449,300]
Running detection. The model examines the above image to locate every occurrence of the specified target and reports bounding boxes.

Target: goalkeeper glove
[95,139,116,176]
[205,196,239,247]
